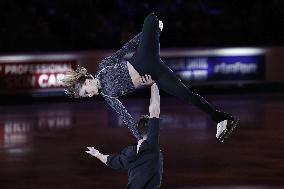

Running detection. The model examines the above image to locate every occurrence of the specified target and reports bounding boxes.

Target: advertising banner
[0,61,76,93]
[164,55,265,82]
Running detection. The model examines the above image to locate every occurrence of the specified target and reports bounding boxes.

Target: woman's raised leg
[129,13,160,75]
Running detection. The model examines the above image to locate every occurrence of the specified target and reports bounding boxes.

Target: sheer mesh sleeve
[99,32,142,69]
[111,32,141,60]
[103,95,142,140]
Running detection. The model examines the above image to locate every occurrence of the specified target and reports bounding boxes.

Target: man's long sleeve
[147,118,160,147]
[106,146,134,170]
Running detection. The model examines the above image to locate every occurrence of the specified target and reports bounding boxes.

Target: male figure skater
[86,83,163,189]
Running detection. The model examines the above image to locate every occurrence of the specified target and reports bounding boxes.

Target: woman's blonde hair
[60,65,94,98]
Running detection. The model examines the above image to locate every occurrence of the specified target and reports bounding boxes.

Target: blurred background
[0,0,284,189]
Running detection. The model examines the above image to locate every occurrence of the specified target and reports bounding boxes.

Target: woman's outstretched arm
[99,32,142,70]
[113,32,142,59]
[103,95,142,140]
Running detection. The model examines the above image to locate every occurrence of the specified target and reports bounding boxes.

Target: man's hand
[85,147,109,164]
[140,74,155,86]
[149,83,160,118]
[85,147,99,157]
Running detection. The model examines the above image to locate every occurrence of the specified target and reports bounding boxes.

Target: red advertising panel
[0,61,76,93]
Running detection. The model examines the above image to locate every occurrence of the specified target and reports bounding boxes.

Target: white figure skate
[216,119,239,142]
[159,20,163,31]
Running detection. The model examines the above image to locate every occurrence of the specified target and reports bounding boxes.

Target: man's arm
[85,146,131,170]
[147,83,161,146]
[85,147,109,164]
[149,83,160,119]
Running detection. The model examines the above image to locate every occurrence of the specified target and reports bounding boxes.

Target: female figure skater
[62,13,238,142]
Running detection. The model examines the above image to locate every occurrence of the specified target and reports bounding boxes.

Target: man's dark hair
[137,115,150,136]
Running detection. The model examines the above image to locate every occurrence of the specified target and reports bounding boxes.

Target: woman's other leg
[155,61,233,123]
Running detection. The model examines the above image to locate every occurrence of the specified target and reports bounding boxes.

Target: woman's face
[79,78,99,98]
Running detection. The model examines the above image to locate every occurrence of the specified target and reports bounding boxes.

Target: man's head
[136,115,150,138]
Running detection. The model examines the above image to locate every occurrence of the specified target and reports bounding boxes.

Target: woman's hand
[85,147,99,157]
[140,74,155,86]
